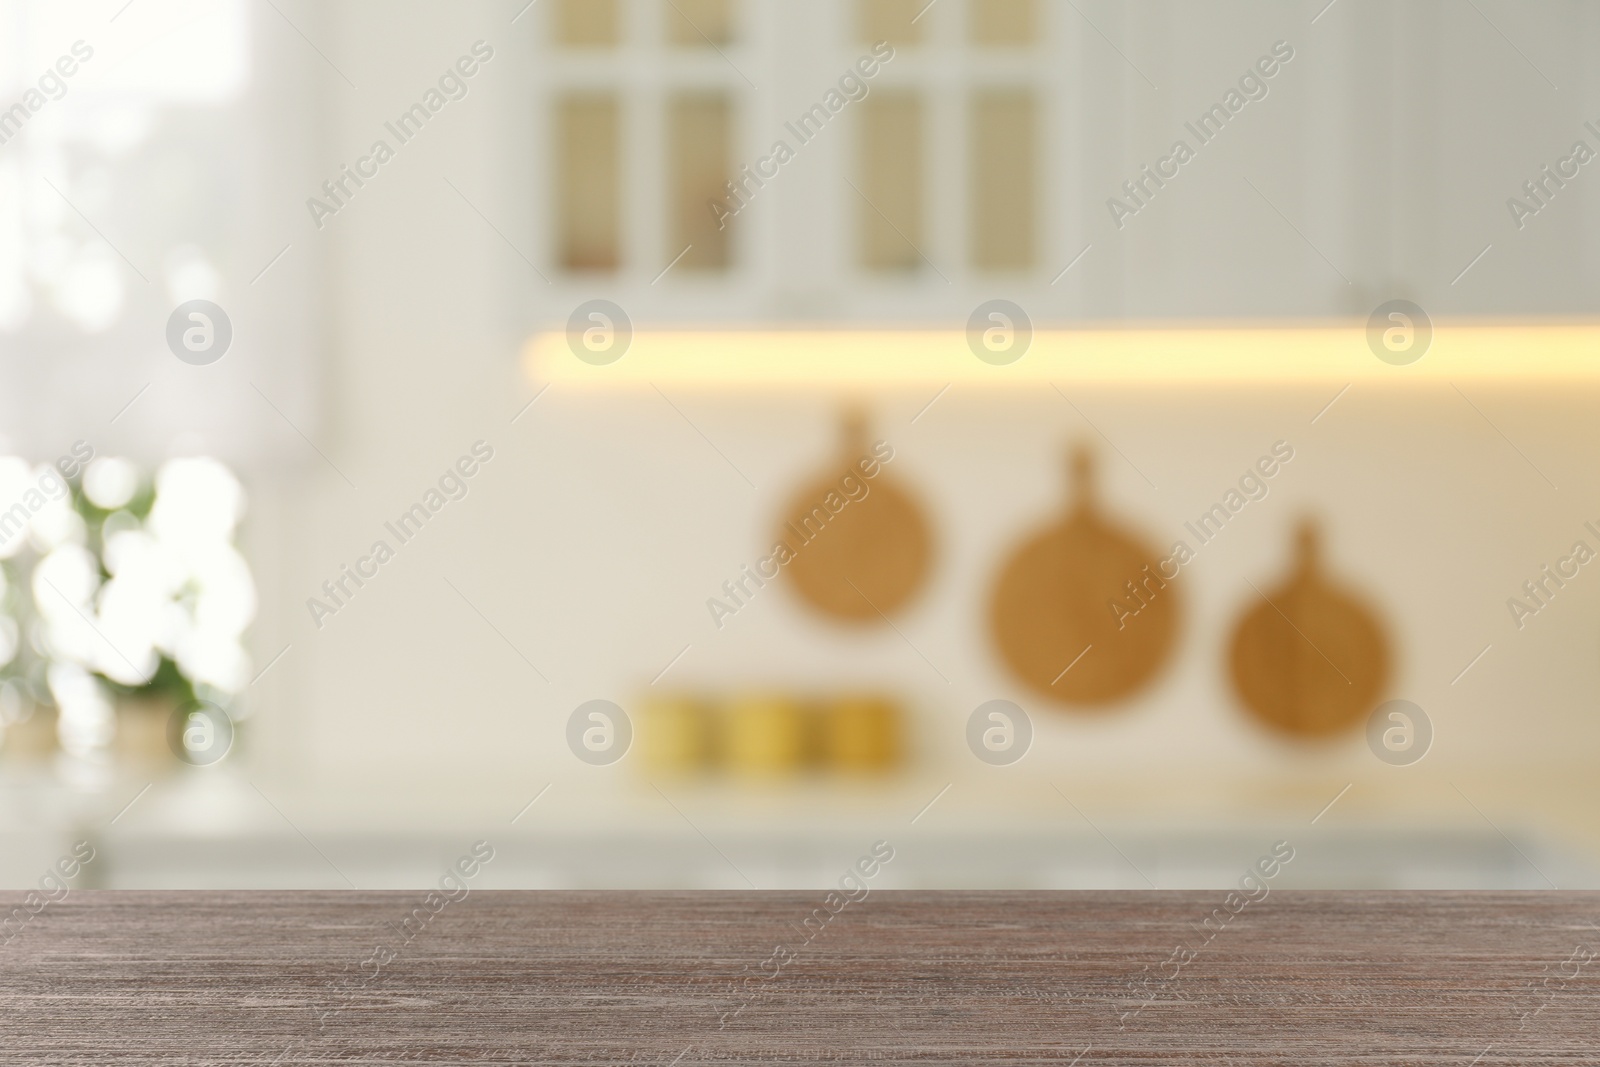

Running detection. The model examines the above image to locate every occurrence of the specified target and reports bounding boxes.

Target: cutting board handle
[1067,444,1096,515]
[840,405,869,456]
[1294,518,1322,578]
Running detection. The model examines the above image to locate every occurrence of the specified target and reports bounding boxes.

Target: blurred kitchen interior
[3,0,1600,888]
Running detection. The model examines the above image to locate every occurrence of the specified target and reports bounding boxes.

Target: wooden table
[3,891,1597,1064]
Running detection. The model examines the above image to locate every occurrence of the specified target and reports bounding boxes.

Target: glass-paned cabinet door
[533,0,1057,323]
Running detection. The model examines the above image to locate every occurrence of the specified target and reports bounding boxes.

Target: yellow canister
[723,694,808,778]
[638,695,713,775]
[823,695,902,773]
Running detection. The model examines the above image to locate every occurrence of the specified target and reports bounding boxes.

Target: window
[0,0,316,472]
[0,0,250,333]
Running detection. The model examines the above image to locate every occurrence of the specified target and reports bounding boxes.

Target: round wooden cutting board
[989,446,1179,708]
[780,409,933,623]
[1228,520,1391,738]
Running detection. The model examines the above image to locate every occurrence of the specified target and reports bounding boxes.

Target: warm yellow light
[523,322,1600,389]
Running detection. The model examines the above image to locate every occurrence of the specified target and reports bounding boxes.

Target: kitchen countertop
[3,891,1598,1064]
[7,767,1597,889]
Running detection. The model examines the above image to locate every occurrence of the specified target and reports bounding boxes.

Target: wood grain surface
[2,891,1598,1064]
